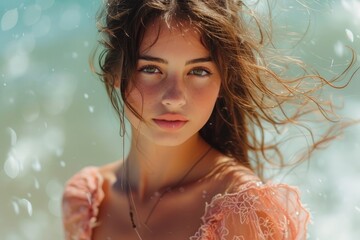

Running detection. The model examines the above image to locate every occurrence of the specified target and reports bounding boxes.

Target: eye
[139,65,161,74]
[189,68,211,77]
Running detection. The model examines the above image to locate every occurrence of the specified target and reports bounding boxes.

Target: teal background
[0,0,359,239]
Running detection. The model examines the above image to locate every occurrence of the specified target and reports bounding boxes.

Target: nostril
[161,97,186,107]
[161,93,186,107]
[160,78,187,107]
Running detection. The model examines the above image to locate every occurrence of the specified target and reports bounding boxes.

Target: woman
[62,0,355,239]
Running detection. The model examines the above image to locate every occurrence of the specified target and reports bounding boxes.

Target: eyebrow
[138,55,212,65]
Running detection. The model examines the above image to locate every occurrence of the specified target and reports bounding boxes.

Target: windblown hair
[93,0,357,179]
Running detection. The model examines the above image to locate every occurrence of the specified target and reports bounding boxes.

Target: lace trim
[62,168,309,240]
[190,182,310,240]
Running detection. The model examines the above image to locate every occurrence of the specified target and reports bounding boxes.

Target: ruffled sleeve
[62,167,105,240]
[191,182,310,240]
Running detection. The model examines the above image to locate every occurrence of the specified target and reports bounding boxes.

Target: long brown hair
[92,0,357,179]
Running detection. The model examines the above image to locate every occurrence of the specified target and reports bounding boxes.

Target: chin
[145,131,198,147]
[149,136,189,147]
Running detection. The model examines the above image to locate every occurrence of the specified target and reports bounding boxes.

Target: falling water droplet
[84,93,89,99]
[1,8,19,31]
[345,29,354,42]
[7,127,17,146]
[32,158,42,172]
[4,154,20,179]
[19,198,33,216]
[34,177,40,189]
[11,201,20,215]
[88,106,94,113]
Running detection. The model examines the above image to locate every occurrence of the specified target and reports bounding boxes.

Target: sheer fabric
[62,167,310,240]
[190,182,309,240]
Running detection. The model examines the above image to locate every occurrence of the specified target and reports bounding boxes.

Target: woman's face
[125,19,221,146]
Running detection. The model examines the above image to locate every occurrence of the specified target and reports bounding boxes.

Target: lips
[153,114,188,130]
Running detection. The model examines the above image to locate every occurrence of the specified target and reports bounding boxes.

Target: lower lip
[153,119,188,130]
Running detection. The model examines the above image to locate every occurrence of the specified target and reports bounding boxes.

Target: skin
[124,19,221,199]
[93,19,254,239]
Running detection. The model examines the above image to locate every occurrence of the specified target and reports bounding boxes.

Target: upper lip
[153,113,188,121]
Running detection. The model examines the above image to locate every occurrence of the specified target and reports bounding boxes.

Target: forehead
[139,19,207,55]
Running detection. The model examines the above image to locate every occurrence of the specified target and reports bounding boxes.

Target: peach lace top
[62,167,310,240]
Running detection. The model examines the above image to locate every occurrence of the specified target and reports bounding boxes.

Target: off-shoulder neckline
[63,166,309,240]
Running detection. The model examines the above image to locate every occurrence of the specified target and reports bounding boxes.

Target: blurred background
[0,0,359,239]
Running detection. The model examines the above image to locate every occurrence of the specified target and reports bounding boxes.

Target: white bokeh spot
[1,8,19,31]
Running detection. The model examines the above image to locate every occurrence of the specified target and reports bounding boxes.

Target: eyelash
[138,65,161,74]
[188,68,211,77]
[138,65,212,77]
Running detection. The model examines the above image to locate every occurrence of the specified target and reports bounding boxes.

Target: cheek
[126,85,159,115]
[191,87,219,116]
[126,88,142,113]
[192,81,220,103]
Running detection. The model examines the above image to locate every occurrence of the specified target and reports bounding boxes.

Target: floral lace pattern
[191,182,310,240]
[62,167,310,240]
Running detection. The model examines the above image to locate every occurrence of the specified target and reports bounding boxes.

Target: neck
[122,133,211,201]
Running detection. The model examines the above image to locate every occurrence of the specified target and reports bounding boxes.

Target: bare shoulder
[97,160,123,183]
[204,152,260,194]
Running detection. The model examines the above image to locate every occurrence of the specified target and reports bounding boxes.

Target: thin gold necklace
[125,147,212,238]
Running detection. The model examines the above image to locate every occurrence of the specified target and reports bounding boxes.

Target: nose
[161,79,186,108]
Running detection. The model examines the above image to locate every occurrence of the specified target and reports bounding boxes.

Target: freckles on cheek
[126,86,157,117]
[192,85,220,103]
[126,87,143,107]
[127,83,156,102]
